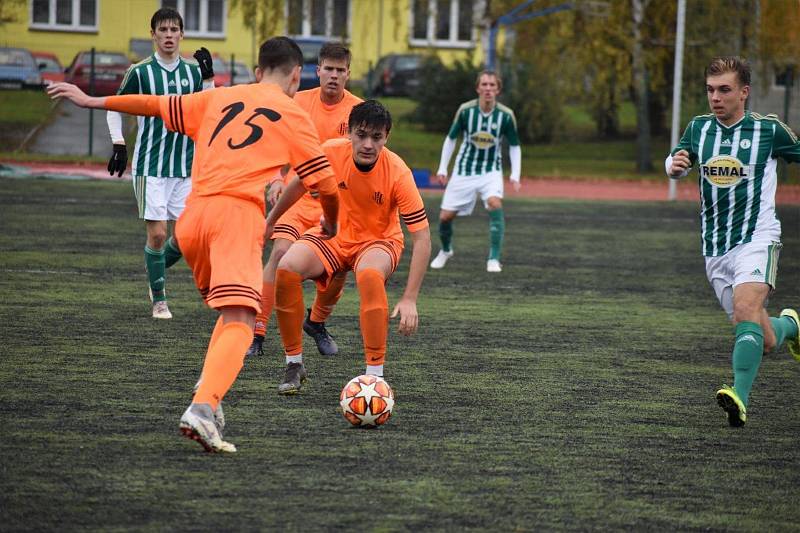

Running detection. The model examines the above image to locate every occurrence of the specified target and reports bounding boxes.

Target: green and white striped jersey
[672,111,800,256]
[118,54,203,178]
[447,99,520,176]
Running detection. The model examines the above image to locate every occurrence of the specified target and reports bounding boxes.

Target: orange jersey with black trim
[157,83,335,212]
[322,138,428,248]
[294,87,363,142]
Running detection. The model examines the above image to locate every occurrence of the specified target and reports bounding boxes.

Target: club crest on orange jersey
[372,191,384,205]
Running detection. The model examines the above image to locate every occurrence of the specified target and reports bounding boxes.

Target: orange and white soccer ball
[339,375,395,428]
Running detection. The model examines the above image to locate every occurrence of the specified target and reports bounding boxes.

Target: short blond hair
[705,56,751,87]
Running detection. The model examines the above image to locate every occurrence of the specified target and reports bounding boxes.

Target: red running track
[5,161,800,205]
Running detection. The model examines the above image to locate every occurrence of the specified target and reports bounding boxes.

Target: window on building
[30,0,98,31]
[410,0,478,48]
[161,0,226,37]
[286,0,350,39]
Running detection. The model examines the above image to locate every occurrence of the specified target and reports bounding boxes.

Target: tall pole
[88,47,96,157]
[668,0,686,200]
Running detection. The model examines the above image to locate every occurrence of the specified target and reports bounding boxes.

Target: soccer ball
[339,375,395,428]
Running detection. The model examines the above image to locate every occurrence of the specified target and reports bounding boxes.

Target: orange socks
[310,272,346,323]
[253,281,275,337]
[193,321,252,410]
[356,268,388,367]
[275,269,305,356]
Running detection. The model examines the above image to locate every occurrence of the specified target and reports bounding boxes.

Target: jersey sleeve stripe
[402,213,428,225]
[168,96,177,133]
[401,208,428,225]
[177,95,186,135]
[295,155,327,173]
[296,161,331,179]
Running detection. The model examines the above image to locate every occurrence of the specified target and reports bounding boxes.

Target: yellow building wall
[0,0,488,81]
[0,0,257,70]
[348,0,485,80]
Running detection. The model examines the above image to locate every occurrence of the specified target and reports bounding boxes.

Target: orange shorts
[175,195,265,312]
[272,194,322,242]
[297,228,403,290]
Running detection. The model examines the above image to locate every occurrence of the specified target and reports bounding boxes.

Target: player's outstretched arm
[46,82,106,109]
[390,227,431,336]
[48,82,163,119]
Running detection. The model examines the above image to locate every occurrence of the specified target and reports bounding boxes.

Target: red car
[32,51,64,84]
[65,51,130,96]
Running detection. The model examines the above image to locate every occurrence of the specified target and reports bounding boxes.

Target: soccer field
[2,177,799,530]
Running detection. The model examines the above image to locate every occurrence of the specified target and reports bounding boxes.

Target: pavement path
[29,100,114,157]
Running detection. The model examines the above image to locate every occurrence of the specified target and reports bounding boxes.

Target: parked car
[367,54,423,97]
[32,51,64,84]
[208,55,255,87]
[0,47,42,89]
[231,61,256,85]
[65,51,130,96]
[295,37,326,90]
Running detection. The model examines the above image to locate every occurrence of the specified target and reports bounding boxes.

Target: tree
[229,0,285,44]
[0,0,24,26]
[630,0,652,172]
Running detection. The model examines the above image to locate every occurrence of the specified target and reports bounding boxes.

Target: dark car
[295,37,326,90]
[368,54,423,97]
[0,47,42,89]
[65,51,130,96]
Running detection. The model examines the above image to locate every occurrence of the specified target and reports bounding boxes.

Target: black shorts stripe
[301,234,342,271]
[207,290,260,303]
[207,284,260,300]
[300,234,342,271]
[355,240,398,272]
[295,155,326,174]
[297,161,331,180]
[273,224,301,240]
[207,287,261,300]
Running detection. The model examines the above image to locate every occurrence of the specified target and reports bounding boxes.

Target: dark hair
[348,100,392,134]
[151,7,183,32]
[476,70,502,91]
[705,56,751,86]
[319,42,351,67]
[258,37,304,74]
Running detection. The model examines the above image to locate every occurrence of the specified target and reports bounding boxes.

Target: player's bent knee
[221,305,256,327]
[487,198,503,210]
[732,304,762,325]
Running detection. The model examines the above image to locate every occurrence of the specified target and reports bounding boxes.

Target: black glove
[193,47,214,80]
[107,144,127,177]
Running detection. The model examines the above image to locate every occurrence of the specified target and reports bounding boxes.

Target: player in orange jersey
[47,37,339,453]
[264,100,431,394]
[247,42,363,359]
